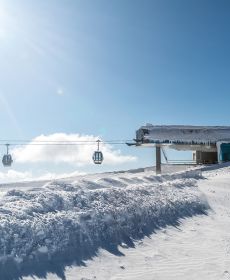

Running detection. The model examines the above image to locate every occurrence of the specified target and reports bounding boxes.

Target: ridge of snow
[0,169,208,279]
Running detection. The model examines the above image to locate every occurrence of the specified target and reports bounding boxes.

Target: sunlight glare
[0,1,12,40]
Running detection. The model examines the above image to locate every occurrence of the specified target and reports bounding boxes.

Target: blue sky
[0,0,229,181]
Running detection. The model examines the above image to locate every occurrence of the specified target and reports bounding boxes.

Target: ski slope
[0,165,207,280]
[43,164,230,280]
[0,164,229,280]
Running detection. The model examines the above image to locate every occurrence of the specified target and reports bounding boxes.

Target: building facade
[134,124,230,165]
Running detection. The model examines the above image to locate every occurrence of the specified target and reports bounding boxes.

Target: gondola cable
[0,139,134,167]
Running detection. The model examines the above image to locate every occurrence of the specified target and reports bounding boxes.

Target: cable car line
[0,142,128,146]
[0,139,133,167]
[0,139,132,144]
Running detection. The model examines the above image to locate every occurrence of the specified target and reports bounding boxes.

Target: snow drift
[0,169,208,279]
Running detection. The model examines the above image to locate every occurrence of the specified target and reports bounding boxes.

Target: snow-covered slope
[0,166,208,280]
[63,164,230,280]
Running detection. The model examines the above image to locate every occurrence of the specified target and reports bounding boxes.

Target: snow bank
[0,169,208,279]
[137,125,230,145]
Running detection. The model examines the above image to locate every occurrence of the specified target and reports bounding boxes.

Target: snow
[0,166,207,279]
[137,125,230,145]
[42,164,230,280]
[1,164,230,279]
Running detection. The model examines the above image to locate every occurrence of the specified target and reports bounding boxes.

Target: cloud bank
[0,170,86,184]
[12,133,136,166]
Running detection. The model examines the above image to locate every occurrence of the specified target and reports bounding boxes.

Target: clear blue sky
[0,0,229,179]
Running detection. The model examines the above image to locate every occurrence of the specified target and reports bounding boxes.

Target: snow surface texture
[137,125,230,144]
[0,168,208,280]
[69,164,230,280]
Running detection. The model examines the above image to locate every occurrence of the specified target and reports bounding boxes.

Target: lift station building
[132,125,230,174]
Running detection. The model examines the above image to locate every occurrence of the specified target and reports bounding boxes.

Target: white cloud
[0,169,86,184]
[12,133,136,166]
[0,170,32,182]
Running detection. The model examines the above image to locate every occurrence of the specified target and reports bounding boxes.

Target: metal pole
[156,145,161,175]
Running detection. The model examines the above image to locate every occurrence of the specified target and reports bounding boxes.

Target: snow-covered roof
[136,125,230,145]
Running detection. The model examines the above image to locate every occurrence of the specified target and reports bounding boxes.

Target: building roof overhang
[130,124,230,152]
